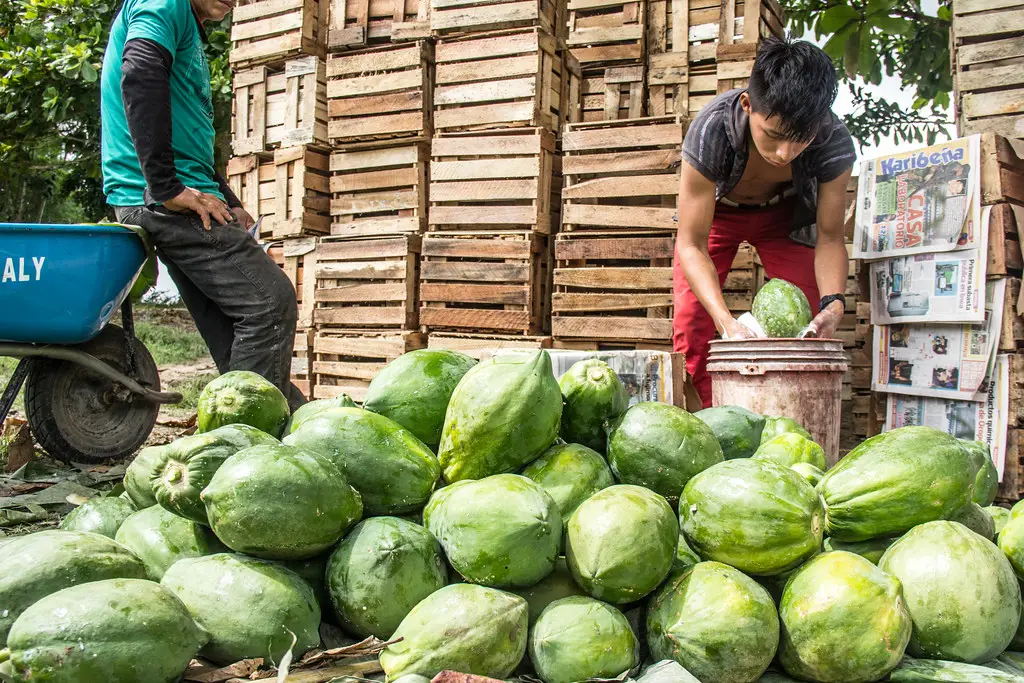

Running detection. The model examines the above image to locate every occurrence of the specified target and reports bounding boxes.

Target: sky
[153,7,954,297]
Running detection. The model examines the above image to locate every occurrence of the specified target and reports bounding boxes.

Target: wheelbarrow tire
[25,325,161,463]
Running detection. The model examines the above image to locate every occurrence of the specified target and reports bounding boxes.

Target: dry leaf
[184,658,263,682]
[297,636,396,667]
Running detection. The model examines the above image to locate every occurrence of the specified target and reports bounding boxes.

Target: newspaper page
[854,136,982,260]
[868,209,989,326]
[872,279,1006,400]
[885,353,1010,480]
[491,349,680,406]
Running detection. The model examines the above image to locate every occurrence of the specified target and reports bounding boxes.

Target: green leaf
[822,23,857,60]
[80,60,96,82]
[844,30,861,79]
[818,4,861,33]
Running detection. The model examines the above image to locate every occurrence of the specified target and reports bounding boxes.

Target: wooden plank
[429,205,542,225]
[314,360,387,380]
[563,122,684,151]
[421,261,531,282]
[421,283,529,304]
[957,35,1024,66]
[421,307,532,331]
[314,307,410,325]
[434,77,537,106]
[430,178,540,201]
[423,237,533,258]
[315,333,421,357]
[562,202,677,230]
[330,144,423,171]
[328,90,423,118]
[552,316,673,340]
[964,87,1024,119]
[954,0,1023,16]
[552,291,673,311]
[431,131,549,157]
[555,236,673,260]
[562,149,681,175]
[957,61,1024,94]
[316,261,410,279]
[562,174,679,198]
[434,101,538,130]
[317,236,417,259]
[435,54,539,85]
[954,7,1024,39]
[554,267,672,289]
[431,157,541,181]
[330,167,419,192]
[315,282,409,302]
[234,0,305,22]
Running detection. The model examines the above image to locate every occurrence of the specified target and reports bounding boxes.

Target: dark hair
[747,37,838,142]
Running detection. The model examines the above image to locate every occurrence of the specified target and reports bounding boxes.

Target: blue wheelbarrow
[0,223,182,462]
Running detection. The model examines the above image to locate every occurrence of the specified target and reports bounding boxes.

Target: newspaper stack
[853,135,1011,479]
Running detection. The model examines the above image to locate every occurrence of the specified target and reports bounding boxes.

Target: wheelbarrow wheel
[25,325,161,463]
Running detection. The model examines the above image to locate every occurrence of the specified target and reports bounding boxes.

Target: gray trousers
[115,206,305,409]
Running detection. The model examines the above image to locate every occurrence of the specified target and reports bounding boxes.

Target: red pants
[673,199,819,409]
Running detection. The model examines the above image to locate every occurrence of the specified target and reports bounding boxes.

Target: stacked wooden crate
[228,0,333,395]
[311,39,434,401]
[952,0,1024,138]
[421,6,580,354]
[552,115,685,349]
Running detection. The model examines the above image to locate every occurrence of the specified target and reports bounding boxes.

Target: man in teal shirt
[101,0,304,407]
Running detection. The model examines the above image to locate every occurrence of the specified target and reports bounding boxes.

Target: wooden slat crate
[999,278,1024,353]
[330,141,429,237]
[226,146,332,239]
[952,0,1024,138]
[420,232,551,335]
[427,331,552,359]
[989,203,1024,279]
[269,237,320,328]
[313,234,421,329]
[313,331,426,400]
[560,116,687,234]
[292,328,315,398]
[981,134,1024,206]
[232,56,328,156]
[429,128,559,234]
[433,29,574,134]
[328,0,430,50]
[551,232,673,343]
[648,54,756,117]
[567,0,646,67]
[327,41,434,144]
[551,338,672,351]
[582,65,645,121]
[230,0,328,69]
[645,0,783,63]
[430,0,563,37]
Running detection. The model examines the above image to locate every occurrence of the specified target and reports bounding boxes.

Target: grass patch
[0,357,24,415]
[167,373,218,411]
[135,321,208,366]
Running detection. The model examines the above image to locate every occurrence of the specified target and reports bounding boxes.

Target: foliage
[785,0,953,147]
[0,0,231,222]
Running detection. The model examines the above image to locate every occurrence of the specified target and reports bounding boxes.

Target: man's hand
[802,301,844,339]
[230,206,255,232]
[721,317,757,340]
[163,187,233,230]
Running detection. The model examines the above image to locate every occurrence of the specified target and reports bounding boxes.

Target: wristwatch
[819,293,846,313]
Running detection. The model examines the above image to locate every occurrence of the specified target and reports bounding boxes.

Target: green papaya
[283,407,440,515]
[529,596,639,683]
[680,459,823,576]
[201,444,363,560]
[123,444,166,508]
[59,495,135,538]
[790,462,824,487]
[880,521,1021,663]
[438,350,562,482]
[823,536,899,565]
[759,416,812,445]
[326,516,447,638]
[424,474,561,587]
[1,578,206,683]
[520,443,614,537]
[1000,516,1024,579]
[511,558,586,623]
[558,359,629,453]
[606,402,724,501]
[963,440,999,506]
[197,370,290,437]
[890,657,1024,682]
[674,531,702,574]
[989,506,1012,537]
[647,561,779,683]
[363,349,477,449]
[778,551,912,683]
[0,530,147,644]
[379,584,528,681]
[1013,500,1024,520]
[152,424,278,525]
[284,394,358,434]
[694,405,766,460]
[115,505,225,580]
[950,502,996,540]
[819,427,975,541]
[753,432,827,471]
[752,278,812,338]
[280,554,332,619]
[566,485,677,604]
[161,553,321,665]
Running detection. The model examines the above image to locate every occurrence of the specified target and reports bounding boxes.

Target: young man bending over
[673,37,856,408]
